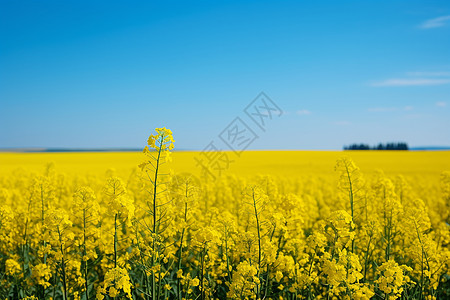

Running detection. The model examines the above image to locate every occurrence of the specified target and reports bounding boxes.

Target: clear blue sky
[1,0,449,150]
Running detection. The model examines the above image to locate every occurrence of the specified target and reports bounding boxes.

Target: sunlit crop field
[1,150,449,178]
[0,130,449,300]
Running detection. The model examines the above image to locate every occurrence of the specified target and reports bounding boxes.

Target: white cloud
[436,101,447,107]
[406,71,450,77]
[368,107,397,112]
[419,15,450,29]
[368,106,413,112]
[370,78,450,87]
[371,70,450,87]
[296,109,311,115]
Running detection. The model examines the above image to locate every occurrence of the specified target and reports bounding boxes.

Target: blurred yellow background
[1,151,448,179]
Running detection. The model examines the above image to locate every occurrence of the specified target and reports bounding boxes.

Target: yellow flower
[32,264,52,288]
[375,260,410,299]
[275,271,283,282]
[191,278,200,287]
[147,127,175,151]
[97,267,133,299]
[109,287,119,297]
[5,258,21,276]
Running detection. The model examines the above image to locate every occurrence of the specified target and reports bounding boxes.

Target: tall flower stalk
[73,186,99,300]
[138,127,174,299]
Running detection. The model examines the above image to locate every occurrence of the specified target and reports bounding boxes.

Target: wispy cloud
[436,101,447,107]
[406,71,450,77]
[368,107,397,112]
[367,107,397,112]
[370,78,450,87]
[368,106,413,112]
[296,109,311,115]
[419,15,450,29]
[371,70,450,87]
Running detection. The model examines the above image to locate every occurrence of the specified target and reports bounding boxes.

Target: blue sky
[0,0,449,150]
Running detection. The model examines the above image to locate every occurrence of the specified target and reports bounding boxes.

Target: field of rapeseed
[0,128,449,300]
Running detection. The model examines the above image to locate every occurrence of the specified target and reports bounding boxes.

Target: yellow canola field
[0,142,449,300]
[1,150,449,178]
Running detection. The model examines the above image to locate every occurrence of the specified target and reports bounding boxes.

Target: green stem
[177,201,188,300]
[83,208,89,300]
[58,226,68,300]
[200,245,207,300]
[252,189,262,300]
[344,164,355,253]
[363,234,372,282]
[151,136,164,299]
[224,226,232,285]
[40,184,47,299]
[114,213,118,268]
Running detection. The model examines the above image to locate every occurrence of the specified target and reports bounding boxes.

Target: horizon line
[1,146,450,153]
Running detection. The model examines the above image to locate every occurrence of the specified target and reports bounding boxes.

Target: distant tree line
[343,142,409,150]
